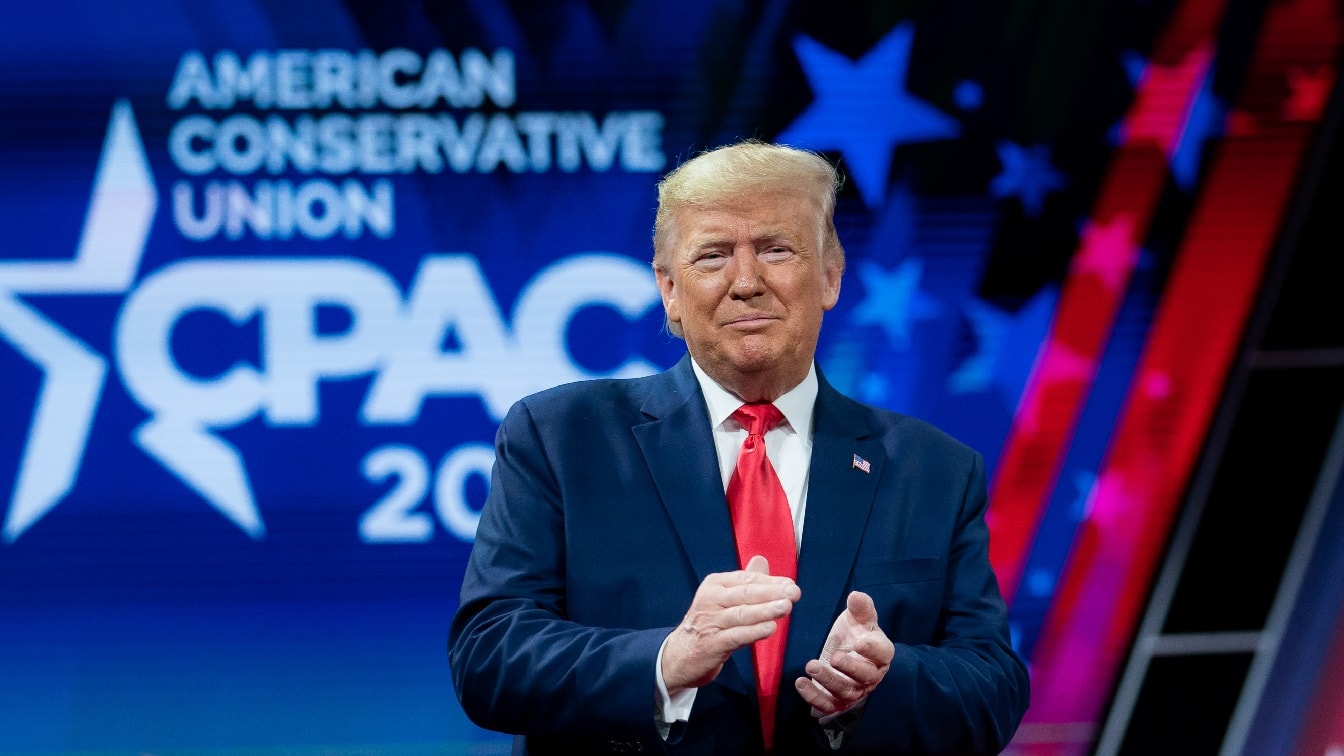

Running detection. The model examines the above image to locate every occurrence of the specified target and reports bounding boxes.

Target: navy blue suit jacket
[449,357,1028,754]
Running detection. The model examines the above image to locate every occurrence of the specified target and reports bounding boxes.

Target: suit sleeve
[844,452,1030,754]
[448,399,670,740]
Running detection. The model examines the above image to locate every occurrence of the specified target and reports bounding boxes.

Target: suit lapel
[632,357,752,694]
[785,373,885,675]
[632,357,740,579]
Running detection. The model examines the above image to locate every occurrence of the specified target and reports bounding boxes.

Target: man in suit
[449,141,1029,754]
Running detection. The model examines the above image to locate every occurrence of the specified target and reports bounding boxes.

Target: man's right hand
[661,555,801,696]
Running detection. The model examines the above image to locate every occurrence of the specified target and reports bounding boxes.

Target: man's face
[656,190,842,398]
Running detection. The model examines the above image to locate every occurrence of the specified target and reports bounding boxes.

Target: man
[449,141,1029,754]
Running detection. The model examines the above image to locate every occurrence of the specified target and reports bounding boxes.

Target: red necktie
[726,403,796,752]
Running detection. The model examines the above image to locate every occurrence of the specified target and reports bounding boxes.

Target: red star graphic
[1071,214,1139,295]
[1119,44,1214,154]
[1284,65,1335,122]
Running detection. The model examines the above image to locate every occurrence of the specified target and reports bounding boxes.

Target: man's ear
[655,266,681,325]
[821,258,843,311]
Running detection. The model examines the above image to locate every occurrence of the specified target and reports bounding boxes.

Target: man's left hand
[794,590,895,718]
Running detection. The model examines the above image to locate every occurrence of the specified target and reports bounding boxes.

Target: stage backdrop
[1,1,1338,753]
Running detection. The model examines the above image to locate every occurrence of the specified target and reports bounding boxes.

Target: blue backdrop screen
[3,1,1337,753]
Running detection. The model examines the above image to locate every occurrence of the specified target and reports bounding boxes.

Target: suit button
[605,738,645,752]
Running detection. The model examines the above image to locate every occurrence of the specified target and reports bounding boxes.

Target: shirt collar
[689,357,817,439]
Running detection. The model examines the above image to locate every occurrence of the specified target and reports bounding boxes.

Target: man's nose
[728,251,766,297]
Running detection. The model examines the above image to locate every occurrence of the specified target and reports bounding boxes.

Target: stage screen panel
[1,1,1337,752]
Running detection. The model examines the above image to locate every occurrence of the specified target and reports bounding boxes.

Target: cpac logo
[0,100,660,543]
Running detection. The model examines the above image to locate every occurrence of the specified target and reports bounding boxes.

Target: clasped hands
[661,555,895,718]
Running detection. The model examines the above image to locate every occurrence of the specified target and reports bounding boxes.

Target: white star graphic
[0,100,159,542]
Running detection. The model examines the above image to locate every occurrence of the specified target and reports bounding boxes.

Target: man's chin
[721,349,804,385]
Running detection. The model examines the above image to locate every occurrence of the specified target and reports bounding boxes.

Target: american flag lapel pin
[852,454,871,474]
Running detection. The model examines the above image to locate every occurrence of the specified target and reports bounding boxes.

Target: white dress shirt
[693,358,817,550]
[655,359,819,730]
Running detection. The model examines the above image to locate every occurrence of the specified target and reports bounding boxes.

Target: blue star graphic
[1170,72,1225,189]
[860,372,890,404]
[1069,470,1098,520]
[1008,622,1026,656]
[849,258,943,350]
[954,80,984,111]
[816,333,865,398]
[1115,50,1224,188]
[778,24,961,208]
[1024,568,1056,598]
[989,141,1066,217]
[1121,50,1147,88]
[867,180,917,262]
[948,288,1058,405]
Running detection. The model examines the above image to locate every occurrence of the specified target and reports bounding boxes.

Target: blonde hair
[652,140,846,273]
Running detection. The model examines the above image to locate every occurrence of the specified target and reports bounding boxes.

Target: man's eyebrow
[680,227,808,253]
[694,228,800,244]
[752,229,811,249]
[685,233,733,250]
